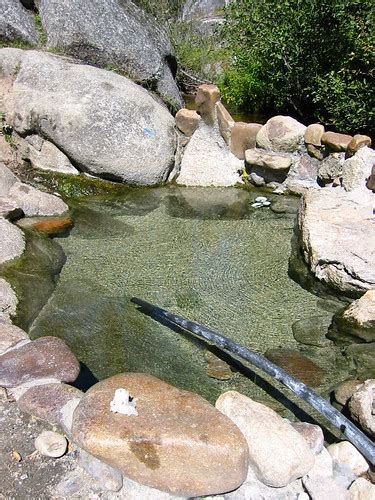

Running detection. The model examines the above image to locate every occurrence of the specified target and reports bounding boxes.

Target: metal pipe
[131,297,375,466]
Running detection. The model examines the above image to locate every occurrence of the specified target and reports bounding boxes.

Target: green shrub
[219,0,375,134]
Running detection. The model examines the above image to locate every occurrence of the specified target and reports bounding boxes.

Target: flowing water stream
[29,187,348,407]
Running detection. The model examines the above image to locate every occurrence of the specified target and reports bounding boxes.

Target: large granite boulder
[0,0,39,45]
[296,188,375,297]
[0,49,176,185]
[216,391,314,487]
[342,146,375,192]
[37,0,182,108]
[71,373,249,497]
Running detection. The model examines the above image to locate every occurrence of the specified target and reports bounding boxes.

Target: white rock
[255,196,268,203]
[216,391,314,487]
[302,475,350,500]
[349,477,375,500]
[177,122,243,187]
[327,442,369,476]
[349,379,375,437]
[35,431,67,458]
[110,388,138,416]
[342,146,375,192]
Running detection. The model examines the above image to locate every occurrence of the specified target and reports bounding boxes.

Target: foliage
[219,0,375,134]
[33,13,47,47]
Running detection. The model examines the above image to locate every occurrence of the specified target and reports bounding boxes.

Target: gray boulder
[0,0,39,45]
[0,217,25,264]
[0,162,18,196]
[1,49,177,185]
[9,182,68,216]
[37,0,182,109]
[182,0,233,34]
[297,188,375,297]
[0,277,18,323]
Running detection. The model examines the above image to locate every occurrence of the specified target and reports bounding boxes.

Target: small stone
[349,477,375,500]
[318,153,345,184]
[216,102,235,145]
[0,336,80,388]
[307,144,324,160]
[348,379,375,437]
[175,109,200,137]
[249,172,265,186]
[265,349,327,387]
[35,431,67,458]
[0,322,29,355]
[31,216,74,235]
[230,122,262,160]
[78,449,123,492]
[291,422,324,455]
[205,350,232,380]
[322,131,353,152]
[367,165,375,191]
[334,379,363,406]
[195,84,220,125]
[216,391,314,488]
[18,382,83,433]
[302,475,350,500]
[327,442,369,476]
[346,135,372,159]
[304,124,325,146]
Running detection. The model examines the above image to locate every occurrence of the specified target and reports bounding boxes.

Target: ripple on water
[30,187,346,404]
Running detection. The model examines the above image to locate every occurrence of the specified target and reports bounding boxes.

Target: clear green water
[30,187,347,405]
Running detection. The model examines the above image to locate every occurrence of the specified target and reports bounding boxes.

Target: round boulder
[256,115,306,152]
[71,373,249,497]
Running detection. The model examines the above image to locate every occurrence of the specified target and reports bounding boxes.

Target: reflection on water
[30,187,347,404]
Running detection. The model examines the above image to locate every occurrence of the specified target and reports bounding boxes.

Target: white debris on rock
[110,388,138,416]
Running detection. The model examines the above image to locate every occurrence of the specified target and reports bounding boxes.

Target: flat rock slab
[8,182,68,216]
[265,348,327,387]
[0,217,25,264]
[0,322,29,355]
[71,373,249,497]
[297,188,375,296]
[216,391,314,488]
[0,336,80,388]
[18,382,83,433]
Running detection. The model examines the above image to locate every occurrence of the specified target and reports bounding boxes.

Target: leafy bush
[219,0,374,134]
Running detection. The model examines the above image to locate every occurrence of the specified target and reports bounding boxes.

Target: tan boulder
[195,84,220,125]
[327,441,369,476]
[307,143,324,160]
[334,379,363,406]
[175,109,200,137]
[304,124,325,146]
[256,115,306,152]
[231,122,263,160]
[349,477,375,499]
[346,134,372,158]
[71,373,249,497]
[216,391,314,487]
[321,131,352,152]
[216,102,235,145]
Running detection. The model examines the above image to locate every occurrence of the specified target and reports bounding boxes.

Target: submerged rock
[72,373,249,497]
[216,391,314,488]
[265,348,327,387]
[292,314,333,348]
[0,49,176,186]
[0,336,80,387]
